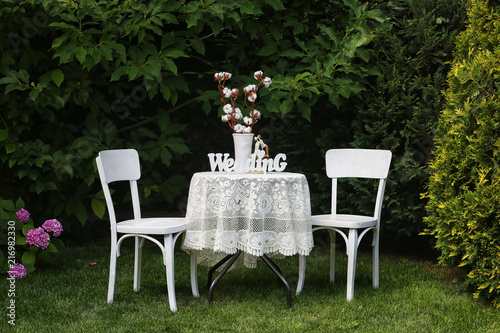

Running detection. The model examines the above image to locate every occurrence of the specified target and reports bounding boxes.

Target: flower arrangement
[215,70,272,133]
[5,208,64,278]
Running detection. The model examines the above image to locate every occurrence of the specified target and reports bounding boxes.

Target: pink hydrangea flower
[42,219,63,237]
[16,208,30,223]
[26,227,50,249]
[8,263,27,279]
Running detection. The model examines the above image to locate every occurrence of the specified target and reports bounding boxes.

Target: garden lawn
[6,239,500,332]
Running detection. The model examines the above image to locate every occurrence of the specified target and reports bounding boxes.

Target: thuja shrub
[423,0,500,306]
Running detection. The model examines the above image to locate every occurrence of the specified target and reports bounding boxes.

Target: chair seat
[116,217,187,235]
[311,214,377,229]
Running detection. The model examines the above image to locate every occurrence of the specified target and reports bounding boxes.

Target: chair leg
[328,229,337,283]
[372,229,379,288]
[190,252,200,297]
[296,254,306,295]
[108,243,117,303]
[346,229,358,301]
[134,236,142,292]
[164,234,178,312]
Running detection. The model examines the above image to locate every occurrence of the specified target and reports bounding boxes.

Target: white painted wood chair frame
[296,148,392,301]
[96,149,200,312]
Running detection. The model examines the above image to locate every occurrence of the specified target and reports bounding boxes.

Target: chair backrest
[96,149,142,227]
[325,149,392,219]
[97,149,141,184]
[326,149,392,179]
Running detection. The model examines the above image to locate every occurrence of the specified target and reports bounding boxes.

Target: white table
[182,171,313,306]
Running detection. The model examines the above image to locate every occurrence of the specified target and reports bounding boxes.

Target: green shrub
[0,0,467,258]
[423,0,500,306]
[313,0,466,246]
[0,0,387,244]
[0,0,198,238]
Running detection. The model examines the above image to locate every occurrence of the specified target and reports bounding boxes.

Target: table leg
[207,253,237,290]
[260,254,292,308]
[206,251,293,308]
[207,250,242,304]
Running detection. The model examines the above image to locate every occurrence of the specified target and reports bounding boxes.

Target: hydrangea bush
[1,198,65,278]
[42,219,64,237]
[25,227,52,250]
[215,70,271,133]
[8,263,27,279]
[16,208,30,223]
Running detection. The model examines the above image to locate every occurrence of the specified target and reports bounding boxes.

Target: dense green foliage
[0,0,386,239]
[0,0,390,275]
[2,0,498,308]
[423,0,500,307]
[348,0,467,242]
[295,0,466,247]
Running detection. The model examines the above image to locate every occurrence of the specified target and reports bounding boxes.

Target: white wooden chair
[96,149,199,312]
[296,148,392,301]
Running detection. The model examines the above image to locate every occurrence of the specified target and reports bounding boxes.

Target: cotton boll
[223,104,233,114]
[244,84,257,94]
[247,92,257,102]
[263,77,272,87]
[234,112,243,120]
[234,124,244,133]
[223,87,232,98]
[214,72,223,81]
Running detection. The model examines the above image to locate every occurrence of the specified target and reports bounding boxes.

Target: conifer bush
[423,0,500,306]
[313,0,466,244]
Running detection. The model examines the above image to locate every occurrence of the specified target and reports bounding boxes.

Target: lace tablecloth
[182,172,313,268]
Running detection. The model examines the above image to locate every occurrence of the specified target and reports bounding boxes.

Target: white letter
[208,153,230,172]
[266,158,275,172]
[248,153,257,172]
[225,157,234,172]
[261,159,270,174]
[273,153,287,172]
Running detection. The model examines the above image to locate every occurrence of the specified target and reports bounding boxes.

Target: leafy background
[6,0,500,306]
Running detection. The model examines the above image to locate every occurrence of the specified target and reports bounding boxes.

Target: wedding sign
[208,151,287,173]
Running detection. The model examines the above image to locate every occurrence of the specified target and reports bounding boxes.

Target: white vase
[232,133,254,173]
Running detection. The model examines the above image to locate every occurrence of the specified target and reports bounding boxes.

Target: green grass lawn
[6,239,500,332]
